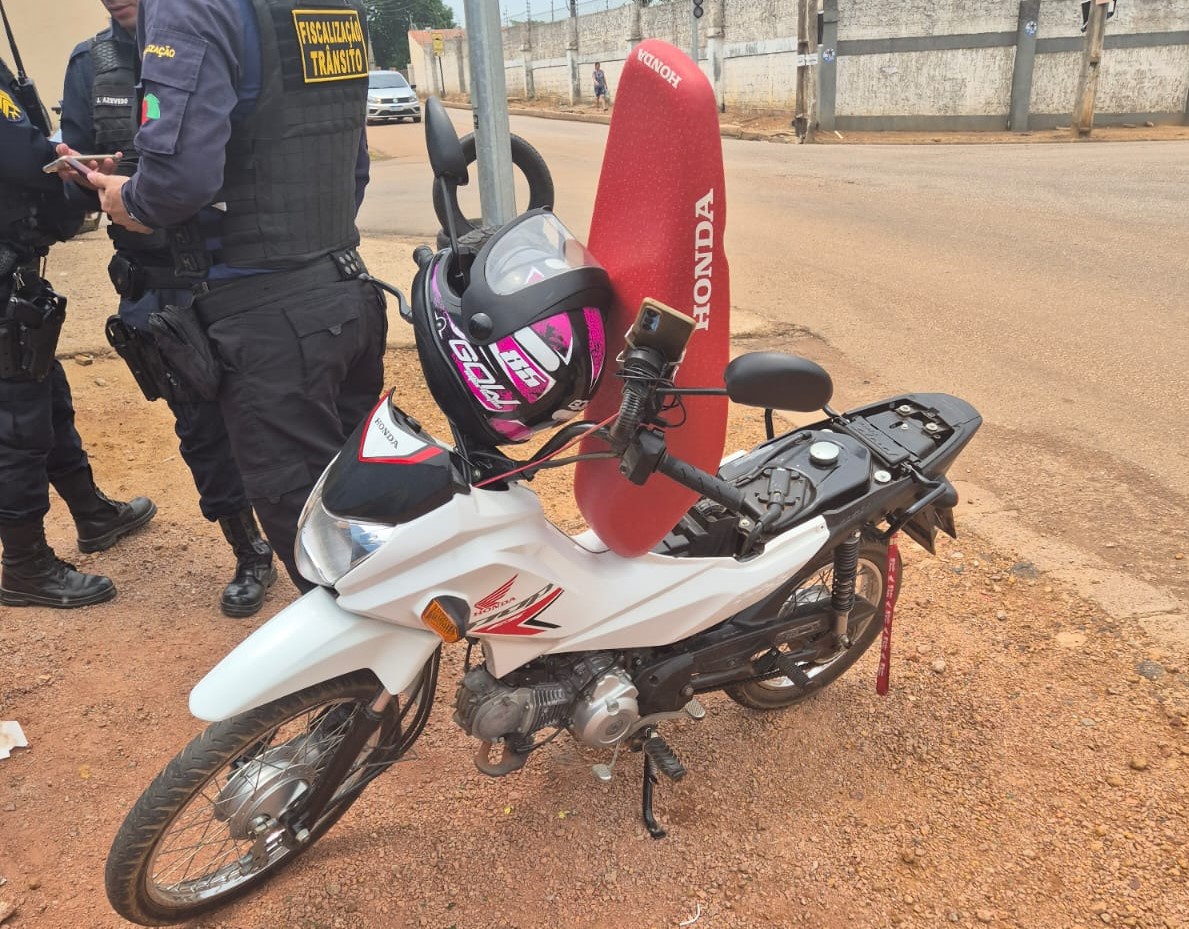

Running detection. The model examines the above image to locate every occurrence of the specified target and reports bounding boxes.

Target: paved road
[362,114,1189,634]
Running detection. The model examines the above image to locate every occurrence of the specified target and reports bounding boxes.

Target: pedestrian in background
[67,0,386,592]
[593,61,609,111]
[1,54,155,609]
[60,0,276,618]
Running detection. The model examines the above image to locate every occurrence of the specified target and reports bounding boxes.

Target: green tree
[366,0,457,71]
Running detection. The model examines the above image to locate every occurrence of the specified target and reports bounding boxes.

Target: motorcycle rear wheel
[725,541,889,711]
[105,667,433,926]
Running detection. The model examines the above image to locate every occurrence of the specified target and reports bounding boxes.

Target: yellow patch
[292,9,368,84]
[0,89,24,122]
[144,44,176,59]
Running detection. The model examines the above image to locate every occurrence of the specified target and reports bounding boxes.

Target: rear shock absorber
[830,532,861,647]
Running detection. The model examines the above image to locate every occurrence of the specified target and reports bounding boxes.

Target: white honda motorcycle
[105,100,981,925]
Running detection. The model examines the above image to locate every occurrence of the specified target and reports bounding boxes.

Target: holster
[104,314,182,403]
[0,271,66,383]
[107,252,185,301]
[146,303,222,401]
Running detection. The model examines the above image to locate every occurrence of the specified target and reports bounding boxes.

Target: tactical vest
[0,59,52,254]
[215,0,369,269]
[86,31,172,259]
[0,183,37,253]
[90,31,138,154]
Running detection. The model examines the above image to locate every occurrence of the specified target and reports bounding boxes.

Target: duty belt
[192,248,367,326]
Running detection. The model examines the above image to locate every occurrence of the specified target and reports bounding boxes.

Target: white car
[367,71,421,124]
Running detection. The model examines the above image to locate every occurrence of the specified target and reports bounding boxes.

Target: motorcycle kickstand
[641,754,667,840]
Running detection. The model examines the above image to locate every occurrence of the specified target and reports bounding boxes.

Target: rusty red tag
[876,536,902,696]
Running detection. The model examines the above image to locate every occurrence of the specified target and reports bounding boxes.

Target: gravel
[0,234,1185,929]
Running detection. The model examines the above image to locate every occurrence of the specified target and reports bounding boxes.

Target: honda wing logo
[470,581,564,636]
[474,575,518,614]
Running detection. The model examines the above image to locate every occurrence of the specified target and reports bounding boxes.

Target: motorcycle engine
[454,654,639,749]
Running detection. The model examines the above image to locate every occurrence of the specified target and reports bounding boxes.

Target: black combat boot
[0,519,117,608]
[217,508,277,618]
[53,465,157,553]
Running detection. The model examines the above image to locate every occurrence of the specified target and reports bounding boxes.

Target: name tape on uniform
[292,9,368,84]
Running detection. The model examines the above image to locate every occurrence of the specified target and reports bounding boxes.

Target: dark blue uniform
[115,0,385,590]
[0,69,89,525]
[1,55,155,608]
[61,20,250,524]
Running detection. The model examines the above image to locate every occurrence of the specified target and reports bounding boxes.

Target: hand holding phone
[42,154,119,174]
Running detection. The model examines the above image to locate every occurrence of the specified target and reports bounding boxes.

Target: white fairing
[193,476,830,719]
[189,587,441,721]
[333,484,830,677]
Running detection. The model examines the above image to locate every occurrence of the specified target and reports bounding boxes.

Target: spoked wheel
[105,662,437,926]
[726,541,889,711]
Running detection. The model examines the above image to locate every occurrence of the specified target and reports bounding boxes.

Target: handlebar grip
[656,453,759,519]
[413,245,434,270]
[609,378,648,452]
[609,346,666,453]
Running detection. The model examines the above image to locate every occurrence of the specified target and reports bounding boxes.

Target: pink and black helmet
[413,210,612,447]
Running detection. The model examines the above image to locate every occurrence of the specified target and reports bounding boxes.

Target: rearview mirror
[424,96,468,186]
[724,352,833,412]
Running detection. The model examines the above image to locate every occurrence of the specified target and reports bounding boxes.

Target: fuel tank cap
[809,440,841,467]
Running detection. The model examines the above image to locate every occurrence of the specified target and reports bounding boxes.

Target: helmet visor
[484,212,601,296]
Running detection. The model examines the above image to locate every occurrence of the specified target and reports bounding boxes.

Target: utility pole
[523,0,535,98]
[1072,0,1109,135]
[567,0,580,105]
[463,0,516,226]
[793,0,818,142]
[628,0,643,52]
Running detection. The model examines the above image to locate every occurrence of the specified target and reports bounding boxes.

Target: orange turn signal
[421,598,463,643]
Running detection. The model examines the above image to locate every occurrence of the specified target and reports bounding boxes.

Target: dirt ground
[0,232,1186,929]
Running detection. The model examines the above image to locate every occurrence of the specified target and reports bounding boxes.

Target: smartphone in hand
[42,154,118,174]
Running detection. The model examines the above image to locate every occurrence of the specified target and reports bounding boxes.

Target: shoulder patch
[0,90,24,122]
[292,8,368,83]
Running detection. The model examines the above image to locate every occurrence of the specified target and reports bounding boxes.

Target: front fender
[189,587,441,721]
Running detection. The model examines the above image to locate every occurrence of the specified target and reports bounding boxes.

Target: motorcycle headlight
[296,458,398,587]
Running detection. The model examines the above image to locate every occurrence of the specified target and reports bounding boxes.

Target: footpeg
[643,732,686,781]
[776,654,813,687]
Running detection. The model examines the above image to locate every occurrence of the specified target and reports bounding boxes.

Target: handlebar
[655,451,762,521]
[608,345,665,454]
[611,347,763,523]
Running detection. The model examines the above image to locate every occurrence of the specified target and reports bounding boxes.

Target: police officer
[76,0,385,590]
[60,0,277,618]
[1,53,155,608]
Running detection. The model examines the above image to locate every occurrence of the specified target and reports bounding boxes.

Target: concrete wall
[837,47,1017,119]
[4,0,109,126]
[832,0,1189,130]
[1027,0,1189,125]
[414,0,1189,129]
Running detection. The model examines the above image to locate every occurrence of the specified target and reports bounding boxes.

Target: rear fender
[189,587,441,722]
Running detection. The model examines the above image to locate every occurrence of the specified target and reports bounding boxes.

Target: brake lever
[360,273,412,321]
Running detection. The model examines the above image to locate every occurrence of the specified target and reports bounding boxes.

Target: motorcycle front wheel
[725,540,889,711]
[105,665,435,926]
